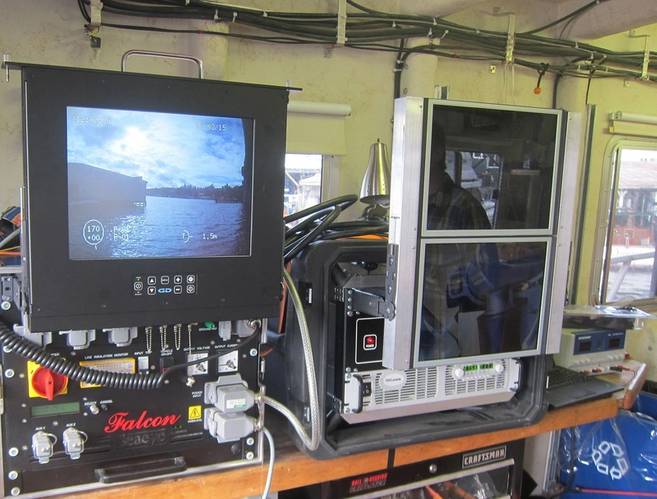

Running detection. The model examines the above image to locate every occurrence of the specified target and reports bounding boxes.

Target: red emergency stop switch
[363,334,377,351]
[31,367,68,401]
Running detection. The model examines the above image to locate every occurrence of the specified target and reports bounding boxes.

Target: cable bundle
[76,0,657,84]
[283,195,387,263]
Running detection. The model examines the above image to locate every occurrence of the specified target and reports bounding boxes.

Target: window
[601,147,657,303]
[284,154,323,215]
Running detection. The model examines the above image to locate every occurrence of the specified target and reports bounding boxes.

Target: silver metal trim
[420,99,562,238]
[412,237,552,368]
[383,97,424,370]
[545,112,581,354]
[121,50,204,79]
[351,458,516,499]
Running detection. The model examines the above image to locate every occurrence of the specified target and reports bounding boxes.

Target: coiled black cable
[0,321,164,389]
[0,319,261,390]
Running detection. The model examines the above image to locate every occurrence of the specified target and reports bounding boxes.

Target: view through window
[603,148,657,303]
[284,154,322,215]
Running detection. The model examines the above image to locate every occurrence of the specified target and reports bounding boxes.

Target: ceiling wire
[76,0,657,85]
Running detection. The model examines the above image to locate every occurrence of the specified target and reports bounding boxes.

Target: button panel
[134,275,196,296]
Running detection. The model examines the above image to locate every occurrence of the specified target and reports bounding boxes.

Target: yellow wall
[561,26,657,378]
[0,0,554,210]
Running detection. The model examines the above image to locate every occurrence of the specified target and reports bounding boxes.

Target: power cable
[260,427,275,499]
[75,0,657,84]
[520,0,609,36]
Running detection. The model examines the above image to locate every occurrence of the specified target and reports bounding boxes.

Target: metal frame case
[384,97,580,370]
[20,64,289,332]
[270,239,546,459]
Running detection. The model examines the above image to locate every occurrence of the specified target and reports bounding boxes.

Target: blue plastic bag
[559,392,657,497]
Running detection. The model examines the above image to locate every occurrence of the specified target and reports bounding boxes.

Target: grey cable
[263,395,315,449]
[261,268,321,451]
[261,427,275,499]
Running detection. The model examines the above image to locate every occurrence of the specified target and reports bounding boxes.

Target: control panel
[0,286,262,497]
[133,274,197,297]
[554,329,627,374]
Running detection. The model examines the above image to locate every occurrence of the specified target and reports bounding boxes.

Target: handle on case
[121,50,204,79]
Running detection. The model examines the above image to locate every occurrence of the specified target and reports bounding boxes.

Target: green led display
[31,402,80,418]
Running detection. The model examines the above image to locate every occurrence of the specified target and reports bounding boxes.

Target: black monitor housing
[21,65,289,331]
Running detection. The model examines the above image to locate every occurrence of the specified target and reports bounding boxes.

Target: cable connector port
[204,374,254,413]
[203,409,256,443]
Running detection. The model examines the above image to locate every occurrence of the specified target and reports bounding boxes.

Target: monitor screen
[66,106,253,260]
[417,240,547,362]
[425,104,558,232]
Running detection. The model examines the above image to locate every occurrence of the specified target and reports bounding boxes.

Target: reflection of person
[421,124,493,360]
[426,126,491,230]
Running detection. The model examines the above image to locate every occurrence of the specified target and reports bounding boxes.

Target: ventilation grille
[373,367,439,405]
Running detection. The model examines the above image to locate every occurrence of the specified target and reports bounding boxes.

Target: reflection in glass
[426,105,558,231]
[419,241,546,361]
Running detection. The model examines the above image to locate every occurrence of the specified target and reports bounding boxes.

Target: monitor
[21,65,289,331]
[384,98,579,370]
[66,106,253,261]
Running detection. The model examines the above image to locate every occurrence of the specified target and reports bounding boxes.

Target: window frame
[594,139,657,306]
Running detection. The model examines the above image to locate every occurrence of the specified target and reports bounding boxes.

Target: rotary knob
[494,362,505,374]
[452,367,465,380]
[31,367,68,401]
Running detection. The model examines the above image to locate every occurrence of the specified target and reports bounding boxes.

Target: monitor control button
[186,284,196,294]
[133,282,144,292]
[147,286,156,296]
[147,276,157,285]
[174,275,183,285]
[174,285,183,295]
[186,274,196,284]
[160,275,170,285]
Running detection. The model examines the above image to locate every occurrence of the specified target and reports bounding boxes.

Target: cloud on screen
[67,106,246,188]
